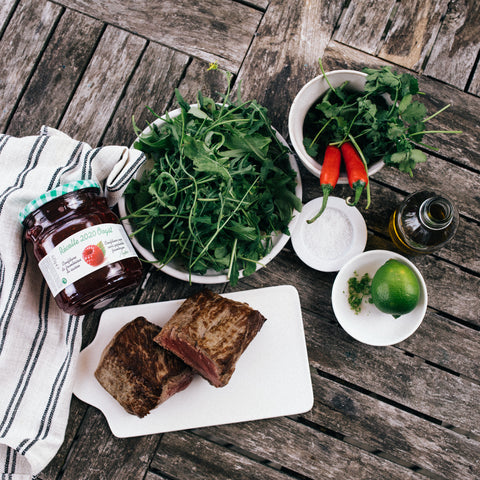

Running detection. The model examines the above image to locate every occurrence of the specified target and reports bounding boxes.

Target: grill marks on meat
[94,316,194,418]
[154,290,266,388]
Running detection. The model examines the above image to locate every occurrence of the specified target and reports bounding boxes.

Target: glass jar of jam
[19,180,143,315]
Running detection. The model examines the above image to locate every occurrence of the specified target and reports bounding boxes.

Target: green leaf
[402,101,427,125]
[410,149,427,163]
[398,94,412,113]
[188,105,212,120]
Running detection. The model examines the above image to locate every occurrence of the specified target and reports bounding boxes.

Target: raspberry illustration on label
[82,242,106,267]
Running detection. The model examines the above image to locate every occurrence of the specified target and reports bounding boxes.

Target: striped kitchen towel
[0,127,145,479]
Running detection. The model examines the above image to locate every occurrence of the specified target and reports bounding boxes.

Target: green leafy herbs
[303,63,461,177]
[347,271,373,314]
[123,86,301,286]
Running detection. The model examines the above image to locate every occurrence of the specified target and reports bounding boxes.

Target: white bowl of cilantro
[119,93,302,285]
[288,69,387,183]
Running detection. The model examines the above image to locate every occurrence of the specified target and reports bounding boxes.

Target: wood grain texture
[59,26,146,146]
[38,397,89,480]
[334,0,397,54]
[378,0,450,71]
[52,407,158,480]
[0,0,62,131]
[102,42,189,147]
[7,10,103,137]
[152,431,296,480]
[193,418,419,480]
[172,59,229,107]
[303,308,480,436]
[0,0,17,32]
[305,374,480,479]
[53,0,263,71]
[469,66,480,96]
[235,0,345,136]
[424,0,480,89]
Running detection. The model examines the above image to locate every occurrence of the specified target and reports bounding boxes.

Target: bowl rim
[288,69,385,182]
[119,104,302,284]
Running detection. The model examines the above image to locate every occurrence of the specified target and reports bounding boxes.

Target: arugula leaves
[303,65,460,176]
[124,86,301,285]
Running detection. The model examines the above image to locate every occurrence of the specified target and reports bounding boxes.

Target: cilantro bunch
[303,65,460,176]
[123,87,301,285]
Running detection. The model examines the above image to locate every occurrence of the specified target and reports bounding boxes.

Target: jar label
[38,223,139,297]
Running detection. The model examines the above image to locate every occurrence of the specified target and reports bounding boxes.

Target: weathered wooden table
[2,0,480,479]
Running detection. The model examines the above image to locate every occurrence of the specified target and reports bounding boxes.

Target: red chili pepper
[341,141,368,207]
[307,145,341,223]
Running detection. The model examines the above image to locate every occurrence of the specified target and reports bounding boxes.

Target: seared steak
[94,316,194,417]
[154,290,266,388]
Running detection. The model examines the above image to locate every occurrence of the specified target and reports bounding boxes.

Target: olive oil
[389,191,459,254]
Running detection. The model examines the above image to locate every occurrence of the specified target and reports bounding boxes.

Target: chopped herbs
[347,271,373,314]
[123,83,301,285]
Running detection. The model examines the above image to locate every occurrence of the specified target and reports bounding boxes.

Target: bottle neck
[419,196,454,230]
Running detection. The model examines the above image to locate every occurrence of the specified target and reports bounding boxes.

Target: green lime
[371,259,420,318]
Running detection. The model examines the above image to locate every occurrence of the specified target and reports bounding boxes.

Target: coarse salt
[303,207,353,260]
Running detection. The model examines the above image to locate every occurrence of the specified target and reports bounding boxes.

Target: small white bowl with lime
[331,250,428,346]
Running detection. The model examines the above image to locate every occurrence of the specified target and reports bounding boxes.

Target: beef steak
[154,289,266,388]
[94,316,194,417]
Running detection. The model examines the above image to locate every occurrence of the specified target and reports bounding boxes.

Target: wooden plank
[400,310,480,382]
[235,0,345,136]
[59,25,146,146]
[0,0,17,32]
[38,397,89,480]
[333,0,397,55]
[424,0,480,90]
[54,407,158,480]
[305,373,480,479]
[152,431,296,480]
[194,418,418,479]
[53,0,263,72]
[0,0,62,131]
[172,59,229,107]
[7,9,103,137]
[101,42,190,147]
[469,65,480,96]
[378,0,449,71]
[300,307,480,436]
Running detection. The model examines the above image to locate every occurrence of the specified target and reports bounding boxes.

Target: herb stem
[189,176,260,269]
[410,129,462,136]
[423,103,450,122]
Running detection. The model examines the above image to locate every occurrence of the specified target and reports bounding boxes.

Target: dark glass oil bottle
[389,190,459,254]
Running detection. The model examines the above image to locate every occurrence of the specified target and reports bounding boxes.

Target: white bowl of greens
[289,70,385,183]
[119,93,302,285]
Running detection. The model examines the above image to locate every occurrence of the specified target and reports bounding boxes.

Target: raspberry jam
[20,180,143,315]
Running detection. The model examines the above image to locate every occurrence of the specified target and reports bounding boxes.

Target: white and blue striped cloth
[0,127,145,479]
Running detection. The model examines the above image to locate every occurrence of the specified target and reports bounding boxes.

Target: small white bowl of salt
[291,196,367,272]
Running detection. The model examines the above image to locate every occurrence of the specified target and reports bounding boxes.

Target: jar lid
[19,179,100,224]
